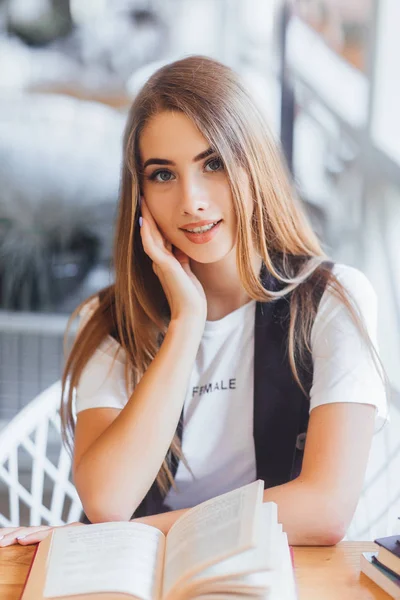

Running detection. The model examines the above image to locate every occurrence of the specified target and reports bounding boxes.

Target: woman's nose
[179,175,209,214]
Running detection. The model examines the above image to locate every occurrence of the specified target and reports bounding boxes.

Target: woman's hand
[140,197,207,324]
[0,521,84,547]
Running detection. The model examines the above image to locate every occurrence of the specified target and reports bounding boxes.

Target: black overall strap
[253,260,334,488]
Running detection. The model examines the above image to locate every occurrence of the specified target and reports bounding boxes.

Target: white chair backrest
[0,381,82,527]
[345,392,400,541]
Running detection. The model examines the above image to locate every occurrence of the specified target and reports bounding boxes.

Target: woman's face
[139,110,252,264]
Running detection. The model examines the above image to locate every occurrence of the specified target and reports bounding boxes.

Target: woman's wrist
[168,315,205,339]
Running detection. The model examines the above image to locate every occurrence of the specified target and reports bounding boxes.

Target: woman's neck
[190,250,262,321]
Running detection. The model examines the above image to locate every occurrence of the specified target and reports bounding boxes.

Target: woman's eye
[147,158,222,183]
[150,170,174,183]
[205,157,223,172]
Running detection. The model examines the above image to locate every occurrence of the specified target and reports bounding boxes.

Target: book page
[43,521,165,599]
[188,576,270,598]
[191,502,279,579]
[172,503,280,599]
[267,533,298,600]
[189,595,262,600]
[162,480,264,598]
[174,572,273,599]
[195,533,297,600]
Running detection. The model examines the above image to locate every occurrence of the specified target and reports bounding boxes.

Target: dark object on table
[374,535,400,577]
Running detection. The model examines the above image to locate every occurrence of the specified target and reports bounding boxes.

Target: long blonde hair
[61,55,387,494]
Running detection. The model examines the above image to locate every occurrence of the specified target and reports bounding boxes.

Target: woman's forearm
[74,318,203,523]
[262,478,348,546]
[132,479,348,545]
[131,507,189,535]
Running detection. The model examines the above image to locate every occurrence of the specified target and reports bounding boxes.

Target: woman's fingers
[0,521,84,547]
[141,201,193,274]
[173,246,189,266]
[139,215,157,262]
[140,199,172,259]
[0,525,52,547]
[16,528,54,545]
[17,521,84,545]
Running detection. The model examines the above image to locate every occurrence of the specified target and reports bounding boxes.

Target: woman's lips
[181,220,222,244]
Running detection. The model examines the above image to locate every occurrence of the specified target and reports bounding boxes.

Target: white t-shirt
[75,264,388,510]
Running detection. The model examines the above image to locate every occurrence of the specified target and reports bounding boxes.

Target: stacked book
[361,534,400,599]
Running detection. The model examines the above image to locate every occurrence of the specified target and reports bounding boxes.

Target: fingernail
[16,535,26,540]
[139,216,143,228]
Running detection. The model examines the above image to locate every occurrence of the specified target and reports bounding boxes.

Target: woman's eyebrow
[142,147,215,169]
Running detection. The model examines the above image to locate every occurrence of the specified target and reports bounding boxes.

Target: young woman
[0,55,387,548]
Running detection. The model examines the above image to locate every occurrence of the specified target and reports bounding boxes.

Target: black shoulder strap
[253,260,334,488]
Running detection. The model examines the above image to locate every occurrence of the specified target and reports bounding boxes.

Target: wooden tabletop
[0,541,392,600]
[293,542,391,599]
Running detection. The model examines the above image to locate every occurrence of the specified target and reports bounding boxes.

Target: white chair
[0,381,82,527]
[345,389,400,541]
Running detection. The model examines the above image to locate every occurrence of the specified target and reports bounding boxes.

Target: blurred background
[0,0,399,533]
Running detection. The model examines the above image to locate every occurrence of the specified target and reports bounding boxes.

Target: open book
[21,480,297,600]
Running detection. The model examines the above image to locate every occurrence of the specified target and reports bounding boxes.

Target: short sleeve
[74,297,130,414]
[310,264,388,427]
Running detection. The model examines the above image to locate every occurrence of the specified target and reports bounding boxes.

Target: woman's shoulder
[78,295,101,319]
[310,263,387,422]
[329,262,377,312]
[75,295,128,413]
[77,295,101,334]
[77,295,125,363]
[314,262,378,334]
[330,262,376,292]
[296,260,378,326]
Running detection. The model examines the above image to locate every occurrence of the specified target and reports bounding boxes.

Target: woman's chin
[185,245,235,265]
